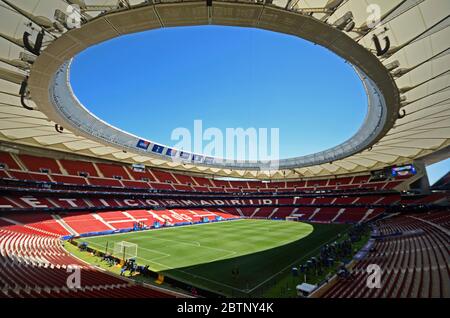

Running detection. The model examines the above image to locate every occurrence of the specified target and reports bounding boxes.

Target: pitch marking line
[83,226,239,255]
[84,237,238,276]
[129,250,245,292]
[81,218,247,239]
[85,240,172,260]
[246,229,344,293]
[146,236,236,255]
[83,237,245,292]
[80,219,318,294]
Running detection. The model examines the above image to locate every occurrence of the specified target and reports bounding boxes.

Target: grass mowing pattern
[77,219,349,297]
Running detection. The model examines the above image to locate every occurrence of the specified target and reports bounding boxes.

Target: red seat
[0,152,21,170]
[96,163,128,179]
[151,170,178,183]
[60,159,98,177]
[18,154,61,174]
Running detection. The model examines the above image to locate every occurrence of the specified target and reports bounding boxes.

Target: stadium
[0,0,448,301]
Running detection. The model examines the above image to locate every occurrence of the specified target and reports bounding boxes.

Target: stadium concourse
[0,0,449,300]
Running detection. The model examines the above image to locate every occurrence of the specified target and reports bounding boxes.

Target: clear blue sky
[71,25,448,184]
[426,159,450,185]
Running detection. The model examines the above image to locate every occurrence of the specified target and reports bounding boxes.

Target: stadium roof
[0,0,448,179]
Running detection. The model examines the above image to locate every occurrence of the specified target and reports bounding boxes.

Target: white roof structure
[0,0,448,179]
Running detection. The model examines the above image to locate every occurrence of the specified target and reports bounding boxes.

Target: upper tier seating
[151,170,178,184]
[192,176,214,187]
[59,159,98,177]
[402,193,448,205]
[125,166,157,182]
[0,152,20,170]
[96,163,129,179]
[121,180,151,189]
[88,177,123,187]
[352,175,370,184]
[52,174,87,185]
[211,179,231,188]
[18,154,61,174]
[0,151,416,194]
[8,171,52,182]
[174,174,196,185]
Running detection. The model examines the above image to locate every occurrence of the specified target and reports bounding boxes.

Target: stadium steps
[308,208,321,221]
[8,153,26,171]
[122,211,139,222]
[54,159,68,175]
[268,208,278,219]
[235,208,245,217]
[92,213,117,230]
[91,162,104,178]
[0,217,60,238]
[250,208,260,218]
[331,208,346,222]
[2,197,25,209]
[359,208,375,223]
[51,214,78,236]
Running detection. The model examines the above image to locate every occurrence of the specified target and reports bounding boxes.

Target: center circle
[70,25,366,160]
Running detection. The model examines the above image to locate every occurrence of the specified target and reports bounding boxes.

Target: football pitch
[77,219,349,297]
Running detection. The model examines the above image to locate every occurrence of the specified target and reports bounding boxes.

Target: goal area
[113,241,138,260]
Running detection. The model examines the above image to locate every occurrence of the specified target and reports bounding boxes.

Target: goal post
[113,241,138,260]
[286,216,299,222]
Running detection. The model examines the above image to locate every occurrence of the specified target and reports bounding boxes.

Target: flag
[180,151,190,160]
[152,144,165,154]
[166,148,178,157]
[136,139,150,150]
[192,154,204,162]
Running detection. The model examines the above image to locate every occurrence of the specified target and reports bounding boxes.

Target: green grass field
[76,219,349,297]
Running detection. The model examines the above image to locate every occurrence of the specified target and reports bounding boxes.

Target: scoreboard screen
[392,164,416,177]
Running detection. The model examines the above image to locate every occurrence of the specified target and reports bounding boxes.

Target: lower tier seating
[0,227,177,298]
[320,214,450,298]
[0,209,237,237]
[0,207,238,298]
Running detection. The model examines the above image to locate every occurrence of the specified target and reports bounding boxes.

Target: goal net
[286,216,299,222]
[113,241,138,260]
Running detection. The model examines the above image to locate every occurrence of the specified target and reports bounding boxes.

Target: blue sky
[71,25,448,184]
[426,159,449,185]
